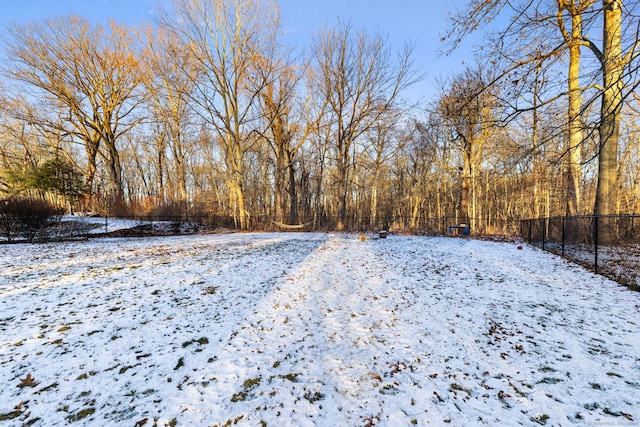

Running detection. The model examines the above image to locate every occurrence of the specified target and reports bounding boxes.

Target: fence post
[561,217,566,257]
[594,216,599,274]
[542,218,547,251]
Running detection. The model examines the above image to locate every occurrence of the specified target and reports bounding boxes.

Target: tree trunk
[274,145,286,223]
[156,135,166,203]
[286,151,298,224]
[336,172,348,231]
[411,195,422,230]
[336,139,349,231]
[104,135,124,205]
[566,10,583,216]
[169,124,188,203]
[459,138,472,225]
[532,66,541,218]
[595,0,623,219]
[83,138,100,199]
[234,170,248,230]
[174,153,188,204]
[370,181,378,229]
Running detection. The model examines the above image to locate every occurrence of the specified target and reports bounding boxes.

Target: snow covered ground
[1,233,639,426]
[542,241,640,289]
[53,216,201,236]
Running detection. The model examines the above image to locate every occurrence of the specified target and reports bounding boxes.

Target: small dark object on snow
[19,374,38,388]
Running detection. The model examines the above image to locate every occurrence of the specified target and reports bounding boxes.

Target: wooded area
[1,0,639,232]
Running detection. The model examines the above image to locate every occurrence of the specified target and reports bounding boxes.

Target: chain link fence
[521,215,640,290]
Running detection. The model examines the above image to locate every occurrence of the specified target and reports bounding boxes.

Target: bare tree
[309,21,417,230]
[2,16,144,210]
[557,0,597,215]
[143,26,199,205]
[439,67,498,227]
[258,57,305,224]
[158,0,281,229]
[360,107,405,229]
[445,0,640,218]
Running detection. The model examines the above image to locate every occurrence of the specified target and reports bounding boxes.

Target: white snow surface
[58,216,171,235]
[1,233,639,426]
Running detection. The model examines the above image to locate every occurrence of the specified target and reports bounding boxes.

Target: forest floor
[1,232,639,426]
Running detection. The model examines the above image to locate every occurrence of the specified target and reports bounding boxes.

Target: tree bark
[595,0,623,218]
[565,7,584,216]
[286,150,298,223]
[460,136,472,225]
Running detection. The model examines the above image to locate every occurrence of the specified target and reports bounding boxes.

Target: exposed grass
[66,407,95,423]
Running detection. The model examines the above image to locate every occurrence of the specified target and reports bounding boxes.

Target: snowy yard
[1,233,639,426]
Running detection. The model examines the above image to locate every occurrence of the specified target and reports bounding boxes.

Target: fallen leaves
[389,361,407,377]
[480,381,494,390]
[498,390,513,409]
[201,286,217,295]
[369,373,382,382]
[18,374,38,388]
[173,357,185,371]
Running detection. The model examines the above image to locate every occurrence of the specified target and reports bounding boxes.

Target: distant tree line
[1,0,639,233]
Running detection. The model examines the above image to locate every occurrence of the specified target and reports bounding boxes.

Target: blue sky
[2,0,477,103]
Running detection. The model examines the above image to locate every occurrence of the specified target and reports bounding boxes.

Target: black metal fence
[54,213,238,238]
[85,214,521,236]
[37,212,522,238]
[521,215,640,290]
